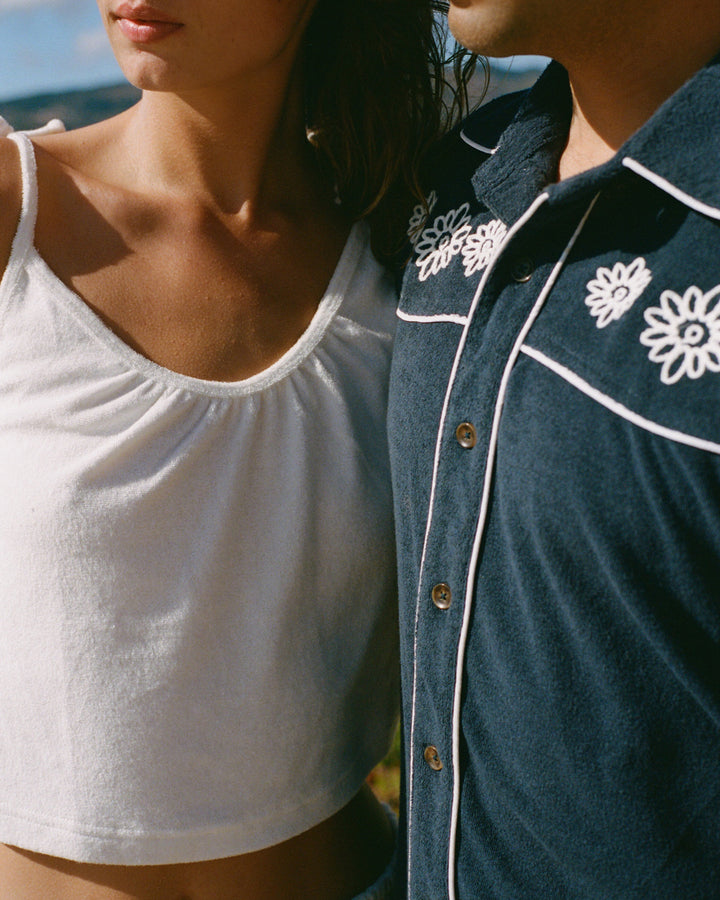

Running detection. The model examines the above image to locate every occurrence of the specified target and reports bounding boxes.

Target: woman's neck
[93,69,325,221]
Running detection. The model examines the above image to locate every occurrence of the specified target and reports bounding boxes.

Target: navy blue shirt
[389,56,720,899]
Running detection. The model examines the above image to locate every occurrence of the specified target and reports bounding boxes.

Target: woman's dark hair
[303,0,483,260]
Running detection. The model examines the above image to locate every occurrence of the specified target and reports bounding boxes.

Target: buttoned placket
[405,188,601,900]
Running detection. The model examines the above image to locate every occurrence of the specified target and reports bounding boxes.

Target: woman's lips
[115,17,183,43]
[112,5,183,44]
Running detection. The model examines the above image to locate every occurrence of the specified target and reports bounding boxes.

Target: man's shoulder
[460,90,528,152]
[424,90,528,191]
[399,91,530,298]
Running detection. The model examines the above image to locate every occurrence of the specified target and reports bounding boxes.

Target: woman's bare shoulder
[0,136,23,275]
[0,115,130,278]
[32,113,130,179]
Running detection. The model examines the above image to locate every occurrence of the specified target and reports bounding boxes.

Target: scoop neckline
[27,221,365,398]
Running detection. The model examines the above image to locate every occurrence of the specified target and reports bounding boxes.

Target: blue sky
[0,0,122,101]
[0,0,546,103]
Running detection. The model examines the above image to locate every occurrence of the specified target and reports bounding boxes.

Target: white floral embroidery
[640,284,720,384]
[414,203,472,282]
[461,219,507,277]
[584,257,652,328]
[407,190,438,245]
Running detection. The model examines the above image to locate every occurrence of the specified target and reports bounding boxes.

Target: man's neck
[557,2,720,180]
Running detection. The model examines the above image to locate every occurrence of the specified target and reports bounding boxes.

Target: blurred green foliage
[367,725,401,813]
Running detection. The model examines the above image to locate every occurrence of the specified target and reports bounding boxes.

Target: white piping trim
[622,157,720,221]
[403,190,550,897]
[520,344,720,456]
[396,309,469,326]
[459,129,497,154]
[446,192,600,900]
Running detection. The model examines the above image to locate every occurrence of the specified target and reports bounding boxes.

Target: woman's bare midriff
[0,785,393,900]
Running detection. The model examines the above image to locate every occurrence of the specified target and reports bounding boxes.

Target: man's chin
[446,3,504,55]
[447,13,490,55]
[447,8,530,59]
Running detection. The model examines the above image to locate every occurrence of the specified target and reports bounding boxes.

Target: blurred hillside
[0,82,141,132]
[0,64,542,133]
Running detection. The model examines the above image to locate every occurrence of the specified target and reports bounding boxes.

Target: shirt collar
[621,50,720,220]
[465,62,572,222]
[463,50,720,223]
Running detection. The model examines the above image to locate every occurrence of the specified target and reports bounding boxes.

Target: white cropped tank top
[0,132,399,865]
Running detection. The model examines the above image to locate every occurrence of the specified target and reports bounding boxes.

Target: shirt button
[510,256,534,282]
[424,745,444,771]
[431,583,452,610]
[455,421,477,449]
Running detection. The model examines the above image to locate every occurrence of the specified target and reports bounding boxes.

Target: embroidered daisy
[461,219,507,277]
[414,203,472,282]
[639,284,720,384]
[584,257,652,328]
[407,190,438,245]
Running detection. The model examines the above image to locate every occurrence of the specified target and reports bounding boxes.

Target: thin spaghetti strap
[5,131,39,256]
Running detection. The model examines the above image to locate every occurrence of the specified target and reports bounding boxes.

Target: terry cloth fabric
[390,53,720,899]
[0,131,399,865]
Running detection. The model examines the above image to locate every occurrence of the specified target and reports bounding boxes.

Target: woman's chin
[112,57,188,94]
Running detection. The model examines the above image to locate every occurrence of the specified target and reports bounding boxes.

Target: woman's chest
[34,174,349,382]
